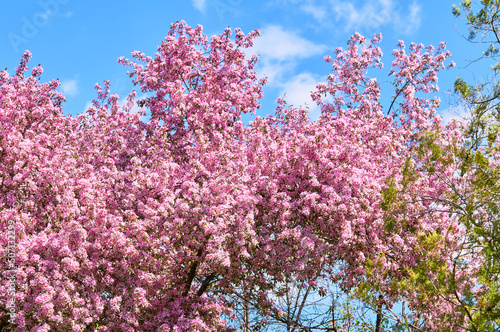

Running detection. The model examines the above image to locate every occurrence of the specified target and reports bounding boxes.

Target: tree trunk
[375,295,383,332]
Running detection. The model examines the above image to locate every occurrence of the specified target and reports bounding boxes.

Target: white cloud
[250,25,327,61]
[279,72,318,108]
[246,25,327,86]
[60,79,79,97]
[256,62,289,85]
[300,4,327,22]
[299,0,422,36]
[279,72,323,120]
[191,0,206,12]
[404,2,422,35]
[330,0,391,32]
[243,25,327,120]
[440,105,467,125]
[83,101,92,113]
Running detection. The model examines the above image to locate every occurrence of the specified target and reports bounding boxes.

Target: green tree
[428,1,500,330]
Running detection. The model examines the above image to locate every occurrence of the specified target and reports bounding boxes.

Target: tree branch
[183,247,204,297]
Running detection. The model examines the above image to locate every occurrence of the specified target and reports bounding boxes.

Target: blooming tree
[0,21,479,331]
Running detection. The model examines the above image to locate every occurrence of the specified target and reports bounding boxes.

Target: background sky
[0,0,489,122]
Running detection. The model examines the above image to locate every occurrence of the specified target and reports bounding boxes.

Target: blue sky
[0,0,488,122]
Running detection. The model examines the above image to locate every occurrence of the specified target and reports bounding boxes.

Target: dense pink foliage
[0,21,475,331]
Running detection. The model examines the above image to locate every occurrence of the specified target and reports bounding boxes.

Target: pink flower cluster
[0,21,474,331]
